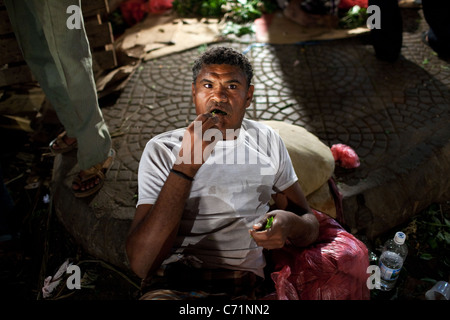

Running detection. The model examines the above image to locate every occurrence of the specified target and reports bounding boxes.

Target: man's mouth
[210,108,228,116]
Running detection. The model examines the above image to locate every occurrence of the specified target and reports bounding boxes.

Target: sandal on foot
[49,131,78,155]
[72,149,115,198]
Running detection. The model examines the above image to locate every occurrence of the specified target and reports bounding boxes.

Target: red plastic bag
[148,0,173,14]
[267,210,370,300]
[271,266,299,300]
[331,143,360,169]
[338,0,368,10]
[120,0,148,26]
[120,0,173,26]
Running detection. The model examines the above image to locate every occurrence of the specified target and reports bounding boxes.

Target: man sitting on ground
[126,46,319,299]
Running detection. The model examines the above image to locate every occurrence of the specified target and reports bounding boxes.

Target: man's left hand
[249,210,294,249]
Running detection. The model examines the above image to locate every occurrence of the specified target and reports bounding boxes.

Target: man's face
[192,64,254,138]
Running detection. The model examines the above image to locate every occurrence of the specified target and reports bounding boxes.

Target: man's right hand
[174,113,220,177]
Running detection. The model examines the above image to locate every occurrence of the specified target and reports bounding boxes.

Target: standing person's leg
[33,0,112,170]
[5,0,113,197]
[5,0,111,170]
[422,0,450,59]
[4,0,77,127]
[368,0,403,62]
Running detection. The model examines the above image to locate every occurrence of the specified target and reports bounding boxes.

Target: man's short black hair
[192,46,253,87]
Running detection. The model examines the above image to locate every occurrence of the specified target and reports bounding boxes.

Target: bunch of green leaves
[264,216,274,229]
[172,0,227,18]
[339,5,368,29]
[172,0,277,21]
[405,203,450,279]
[417,205,450,260]
[221,21,254,37]
[226,0,277,23]
[172,0,278,37]
[225,0,278,37]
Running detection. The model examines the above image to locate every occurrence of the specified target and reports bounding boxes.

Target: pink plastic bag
[148,0,173,14]
[338,0,368,10]
[267,210,370,300]
[120,0,148,26]
[331,144,360,169]
[271,266,299,300]
[120,0,173,26]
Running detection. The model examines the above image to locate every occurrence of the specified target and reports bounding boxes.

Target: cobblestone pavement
[109,37,449,183]
[52,7,450,268]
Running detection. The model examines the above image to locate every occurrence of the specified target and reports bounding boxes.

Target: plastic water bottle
[379,231,408,291]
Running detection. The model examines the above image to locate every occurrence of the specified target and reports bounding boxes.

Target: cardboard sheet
[114,13,222,61]
[254,11,368,44]
[114,10,370,62]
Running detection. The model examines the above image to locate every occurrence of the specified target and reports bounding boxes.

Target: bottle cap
[394,231,406,245]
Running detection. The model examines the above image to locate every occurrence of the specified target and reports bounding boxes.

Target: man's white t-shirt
[137,119,298,277]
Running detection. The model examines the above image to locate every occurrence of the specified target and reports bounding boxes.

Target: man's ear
[245,84,254,109]
[191,82,196,98]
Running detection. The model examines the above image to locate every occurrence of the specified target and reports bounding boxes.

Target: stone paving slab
[52,8,450,270]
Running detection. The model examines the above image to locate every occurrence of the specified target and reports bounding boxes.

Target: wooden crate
[0,0,118,88]
[82,0,118,74]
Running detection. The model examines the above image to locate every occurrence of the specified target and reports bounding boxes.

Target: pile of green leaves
[226,0,278,23]
[404,203,450,280]
[173,0,276,20]
[172,0,278,36]
[339,5,368,29]
[172,0,226,18]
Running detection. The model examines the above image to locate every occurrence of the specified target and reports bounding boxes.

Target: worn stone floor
[51,7,450,271]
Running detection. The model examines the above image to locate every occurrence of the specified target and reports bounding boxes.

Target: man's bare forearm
[286,212,319,247]
[126,167,195,279]
[126,114,220,278]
